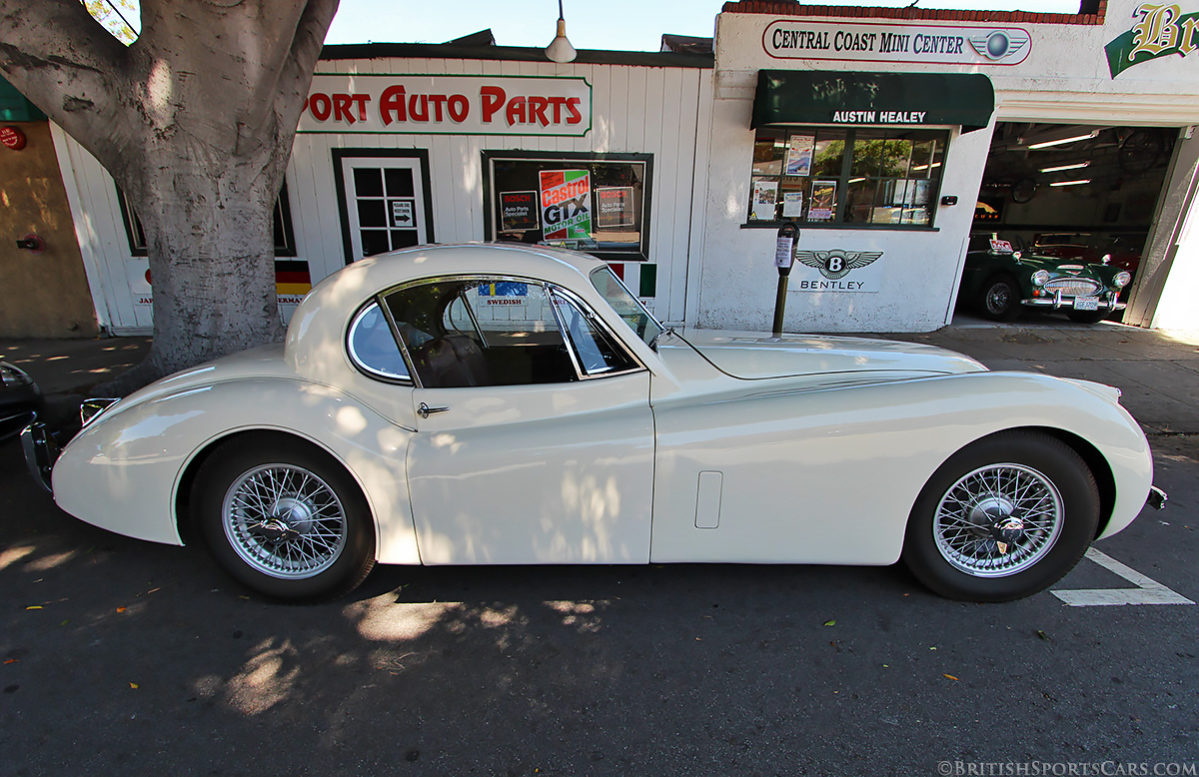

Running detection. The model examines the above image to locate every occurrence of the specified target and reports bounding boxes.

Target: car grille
[1044,278,1101,297]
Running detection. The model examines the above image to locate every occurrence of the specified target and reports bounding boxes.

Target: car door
[386,277,654,565]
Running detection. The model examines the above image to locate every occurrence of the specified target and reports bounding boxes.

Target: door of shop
[336,151,432,263]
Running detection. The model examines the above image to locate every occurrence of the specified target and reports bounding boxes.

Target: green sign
[1105,4,1199,78]
[751,71,994,133]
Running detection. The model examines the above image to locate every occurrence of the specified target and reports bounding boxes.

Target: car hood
[660,329,986,380]
[1015,253,1106,278]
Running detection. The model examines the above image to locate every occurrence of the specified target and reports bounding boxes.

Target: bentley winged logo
[795,249,883,280]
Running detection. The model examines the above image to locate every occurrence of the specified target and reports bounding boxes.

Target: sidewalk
[877,319,1199,435]
[4,319,1198,435]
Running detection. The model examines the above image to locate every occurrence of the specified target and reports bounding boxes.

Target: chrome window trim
[548,285,644,381]
[379,273,648,387]
[345,300,416,385]
[587,266,665,348]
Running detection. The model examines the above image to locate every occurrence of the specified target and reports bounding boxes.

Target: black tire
[977,275,1022,321]
[902,431,1099,602]
[192,437,376,600]
[1067,309,1109,324]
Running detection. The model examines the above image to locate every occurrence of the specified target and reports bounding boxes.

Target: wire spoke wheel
[221,463,348,580]
[933,463,1063,578]
[985,284,1011,315]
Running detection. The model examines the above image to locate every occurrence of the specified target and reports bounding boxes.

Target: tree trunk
[0,0,340,395]
[108,154,285,392]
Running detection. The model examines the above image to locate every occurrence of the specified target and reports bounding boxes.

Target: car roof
[283,243,614,379]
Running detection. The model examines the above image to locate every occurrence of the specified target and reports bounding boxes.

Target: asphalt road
[1,425,1196,776]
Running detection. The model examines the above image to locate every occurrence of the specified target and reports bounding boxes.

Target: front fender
[650,370,1152,565]
[50,379,419,565]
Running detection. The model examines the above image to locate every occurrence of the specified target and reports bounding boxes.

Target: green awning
[0,76,46,122]
[751,70,994,133]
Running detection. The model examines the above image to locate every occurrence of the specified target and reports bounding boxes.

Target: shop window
[747,127,948,229]
[116,184,297,256]
[481,151,652,261]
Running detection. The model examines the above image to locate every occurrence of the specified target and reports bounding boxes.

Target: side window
[549,289,638,376]
[347,301,410,381]
[384,279,578,388]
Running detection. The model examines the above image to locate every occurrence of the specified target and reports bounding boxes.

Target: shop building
[696,0,1199,332]
[5,1,1199,338]
[40,40,713,336]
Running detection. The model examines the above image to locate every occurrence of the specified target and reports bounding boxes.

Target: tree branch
[272,0,340,143]
[0,0,131,163]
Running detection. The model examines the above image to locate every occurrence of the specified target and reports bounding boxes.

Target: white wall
[52,55,711,334]
[697,0,1199,332]
[693,70,992,333]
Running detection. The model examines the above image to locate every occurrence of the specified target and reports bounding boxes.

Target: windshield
[589,266,664,348]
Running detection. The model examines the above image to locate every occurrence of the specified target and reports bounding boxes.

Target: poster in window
[595,186,635,229]
[540,169,592,242]
[809,180,837,221]
[784,134,815,177]
[391,199,415,229]
[499,191,539,233]
[782,191,804,218]
[751,180,778,221]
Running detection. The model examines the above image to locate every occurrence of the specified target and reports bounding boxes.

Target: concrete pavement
[2,319,1197,775]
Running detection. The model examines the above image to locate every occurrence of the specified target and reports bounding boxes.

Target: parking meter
[772,222,798,336]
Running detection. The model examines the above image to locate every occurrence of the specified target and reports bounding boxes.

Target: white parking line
[1051,548,1195,606]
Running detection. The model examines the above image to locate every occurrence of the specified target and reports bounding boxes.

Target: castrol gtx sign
[298,74,592,137]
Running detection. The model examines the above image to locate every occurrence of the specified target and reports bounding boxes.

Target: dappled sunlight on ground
[345,598,462,641]
[223,638,301,715]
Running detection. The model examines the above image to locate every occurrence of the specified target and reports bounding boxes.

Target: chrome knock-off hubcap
[933,463,1063,577]
[222,464,348,579]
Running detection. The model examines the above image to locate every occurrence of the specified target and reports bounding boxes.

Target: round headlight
[1031,270,1050,287]
[1114,271,1131,287]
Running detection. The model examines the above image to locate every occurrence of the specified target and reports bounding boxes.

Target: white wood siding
[53,56,709,334]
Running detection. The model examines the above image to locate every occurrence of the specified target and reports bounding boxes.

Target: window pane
[353,168,383,197]
[386,280,578,387]
[590,266,663,346]
[361,229,390,257]
[357,200,387,228]
[391,230,418,249]
[811,133,846,177]
[384,168,414,197]
[347,302,409,381]
[747,127,947,228]
[751,132,786,177]
[551,290,637,375]
[845,179,879,224]
[879,139,914,178]
[850,132,882,177]
[486,155,648,256]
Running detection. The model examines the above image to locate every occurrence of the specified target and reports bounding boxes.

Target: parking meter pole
[772,222,798,337]
[772,275,789,337]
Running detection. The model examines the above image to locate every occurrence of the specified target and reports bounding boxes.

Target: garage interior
[966,121,1178,323]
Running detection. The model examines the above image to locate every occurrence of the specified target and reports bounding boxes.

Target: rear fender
[50,379,419,564]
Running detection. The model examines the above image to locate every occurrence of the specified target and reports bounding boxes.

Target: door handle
[417,402,450,419]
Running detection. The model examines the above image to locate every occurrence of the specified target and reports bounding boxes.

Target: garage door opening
[960,122,1177,326]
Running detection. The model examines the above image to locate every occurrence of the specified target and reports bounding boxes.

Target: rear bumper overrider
[20,419,59,494]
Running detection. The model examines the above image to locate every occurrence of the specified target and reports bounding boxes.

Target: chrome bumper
[20,419,59,494]
[1146,486,1167,511]
[1021,292,1126,312]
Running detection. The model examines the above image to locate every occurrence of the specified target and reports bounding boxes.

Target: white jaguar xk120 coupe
[23,243,1164,601]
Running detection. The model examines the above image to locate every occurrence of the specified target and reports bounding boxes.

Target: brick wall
[719,2,1107,26]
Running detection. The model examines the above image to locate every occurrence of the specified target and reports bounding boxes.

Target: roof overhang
[751,70,994,133]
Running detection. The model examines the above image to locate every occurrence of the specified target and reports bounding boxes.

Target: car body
[1033,232,1145,300]
[1,361,42,440]
[958,233,1131,323]
[23,244,1163,602]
